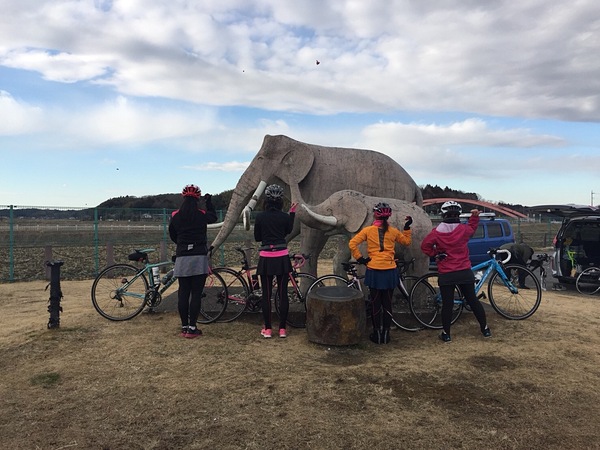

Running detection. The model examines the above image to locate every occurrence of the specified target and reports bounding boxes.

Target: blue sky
[1,0,599,208]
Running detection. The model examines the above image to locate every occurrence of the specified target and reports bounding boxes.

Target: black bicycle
[307,259,424,332]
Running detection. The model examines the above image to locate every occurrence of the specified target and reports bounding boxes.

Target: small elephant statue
[292,188,432,277]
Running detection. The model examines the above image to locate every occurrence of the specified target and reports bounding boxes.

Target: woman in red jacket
[349,202,412,344]
[420,201,491,342]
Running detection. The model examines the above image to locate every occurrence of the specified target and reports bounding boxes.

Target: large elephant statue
[290,187,432,277]
[210,134,423,276]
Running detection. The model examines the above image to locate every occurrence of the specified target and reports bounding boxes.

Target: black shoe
[439,332,452,342]
[482,326,492,338]
[381,328,391,344]
[369,329,382,344]
[518,284,530,289]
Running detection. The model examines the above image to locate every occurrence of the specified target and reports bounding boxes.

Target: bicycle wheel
[409,273,463,329]
[275,273,317,328]
[576,266,600,295]
[197,271,228,324]
[488,264,541,319]
[91,264,149,321]
[212,268,250,322]
[392,276,424,332]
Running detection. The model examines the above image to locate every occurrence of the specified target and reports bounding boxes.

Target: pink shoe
[279,328,287,338]
[185,328,202,339]
[261,328,272,338]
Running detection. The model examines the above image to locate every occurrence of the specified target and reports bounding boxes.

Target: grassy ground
[0,276,599,449]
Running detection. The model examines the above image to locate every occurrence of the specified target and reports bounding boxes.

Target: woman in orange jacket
[349,202,412,344]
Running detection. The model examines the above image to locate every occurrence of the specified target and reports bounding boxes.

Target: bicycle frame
[471,249,516,295]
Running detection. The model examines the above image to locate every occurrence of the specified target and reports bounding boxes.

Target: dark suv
[429,213,515,269]
[532,204,600,283]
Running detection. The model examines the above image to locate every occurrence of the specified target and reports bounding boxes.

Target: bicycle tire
[197,271,228,324]
[409,272,463,329]
[91,264,149,321]
[576,266,600,295]
[275,273,317,328]
[488,264,541,319]
[393,276,424,332]
[211,267,250,322]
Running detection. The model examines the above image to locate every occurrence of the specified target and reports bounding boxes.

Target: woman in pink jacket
[420,201,491,342]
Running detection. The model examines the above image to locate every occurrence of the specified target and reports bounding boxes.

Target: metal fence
[0,205,561,282]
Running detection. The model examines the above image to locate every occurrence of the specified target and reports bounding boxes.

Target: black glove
[357,256,371,265]
[204,193,213,209]
[404,216,413,230]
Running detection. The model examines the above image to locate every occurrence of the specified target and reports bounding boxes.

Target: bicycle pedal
[477,293,486,300]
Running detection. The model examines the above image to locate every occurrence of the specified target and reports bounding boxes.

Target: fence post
[8,205,14,282]
[45,260,64,329]
[106,242,115,267]
[44,246,53,280]
[94,208,100,276]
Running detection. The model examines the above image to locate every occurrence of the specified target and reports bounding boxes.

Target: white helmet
[440,200,462,217]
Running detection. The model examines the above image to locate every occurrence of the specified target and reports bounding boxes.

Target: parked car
[531,204,600,283]
[429,213,515,269]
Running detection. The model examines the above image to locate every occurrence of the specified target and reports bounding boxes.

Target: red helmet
[182,184,201,198]
[373,202,392,219]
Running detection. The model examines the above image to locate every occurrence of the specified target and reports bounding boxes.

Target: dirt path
[0,280,599,449]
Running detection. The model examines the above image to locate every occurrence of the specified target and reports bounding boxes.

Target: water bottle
[474,271,483,283]
[162,269,174,285]
[152,267,161,285]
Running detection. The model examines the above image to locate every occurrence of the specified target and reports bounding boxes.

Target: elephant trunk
[210,180,267,251]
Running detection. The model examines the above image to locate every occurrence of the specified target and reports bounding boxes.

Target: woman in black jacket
[169,184,218,338]
[253,184,297,339]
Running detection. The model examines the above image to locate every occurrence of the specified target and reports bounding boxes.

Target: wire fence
[0,205,561,282]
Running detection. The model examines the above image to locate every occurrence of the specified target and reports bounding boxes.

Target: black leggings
[260,274,289,330]
[177,274,207,328]
[440,283,487,334]
[369,288,394,330]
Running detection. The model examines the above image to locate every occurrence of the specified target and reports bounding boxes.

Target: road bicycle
[91,248,228,322]
[527,252,550,291]
[306,259,425,332]
[575,266,600,295]
[210,247,317,328]
[409,248,542,329]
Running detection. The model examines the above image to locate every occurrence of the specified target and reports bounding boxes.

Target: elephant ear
[339,193,369,233]
[281,147,314,184]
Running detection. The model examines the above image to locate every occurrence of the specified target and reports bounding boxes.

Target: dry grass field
[1,275,599,449]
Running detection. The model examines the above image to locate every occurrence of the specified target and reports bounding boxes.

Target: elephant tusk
[301,204,338,227]
[207,222,223,229]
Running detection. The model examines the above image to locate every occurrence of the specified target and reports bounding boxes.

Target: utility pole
[592,190,596,207]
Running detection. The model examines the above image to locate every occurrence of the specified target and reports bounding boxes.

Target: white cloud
[182,161,250,172]
[0,91,45,134]
[1,1,598,119]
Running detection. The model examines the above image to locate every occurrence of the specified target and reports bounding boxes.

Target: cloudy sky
[1,0,599,209]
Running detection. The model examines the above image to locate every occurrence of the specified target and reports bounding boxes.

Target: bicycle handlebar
[491,248,512,264]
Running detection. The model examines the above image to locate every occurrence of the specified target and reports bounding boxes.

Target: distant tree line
[1,185,528,220]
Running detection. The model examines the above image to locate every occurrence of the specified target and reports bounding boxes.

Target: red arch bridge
[422,198,527,219]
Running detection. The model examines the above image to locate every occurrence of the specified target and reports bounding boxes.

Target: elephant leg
[332,235,352,278]
[299,226,328,277]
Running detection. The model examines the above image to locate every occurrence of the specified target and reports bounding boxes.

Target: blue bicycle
[409,248,542,329]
